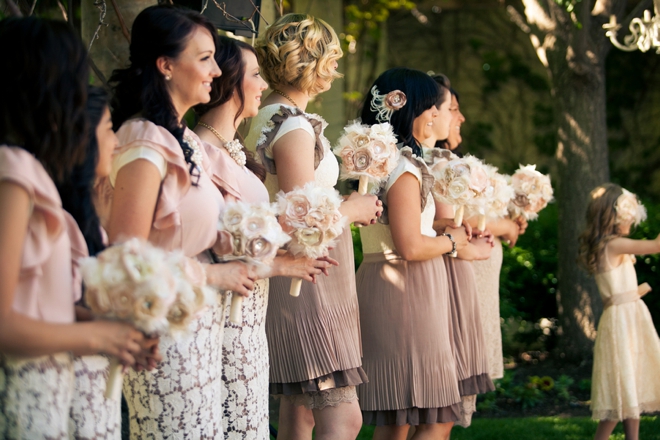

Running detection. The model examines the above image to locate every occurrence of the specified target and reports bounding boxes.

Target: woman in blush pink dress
[194,36,332,439]
[105,6,258,438]
[0,18,147,440]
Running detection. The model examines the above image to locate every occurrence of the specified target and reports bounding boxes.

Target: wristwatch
[440,233,456,256]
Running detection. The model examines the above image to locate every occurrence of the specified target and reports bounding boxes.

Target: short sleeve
[109,146,167,186]
[266,116,315,159]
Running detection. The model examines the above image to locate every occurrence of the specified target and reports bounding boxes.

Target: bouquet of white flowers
[217,201,291,323]
[333,121,399,195]
[276,182,346,297]
[81,238,213,399]
[508,165,554,221]
[482,165,515,228]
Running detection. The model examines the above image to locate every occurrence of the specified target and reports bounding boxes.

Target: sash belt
[603,283,651,310]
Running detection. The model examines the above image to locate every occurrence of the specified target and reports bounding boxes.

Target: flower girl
[578,183,660,440]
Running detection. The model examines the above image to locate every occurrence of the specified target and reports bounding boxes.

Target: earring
[165,74,171,81]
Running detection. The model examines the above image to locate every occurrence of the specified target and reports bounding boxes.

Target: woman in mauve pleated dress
[244,13,382,440]
[356,67,470,440]
[422,75,495,428]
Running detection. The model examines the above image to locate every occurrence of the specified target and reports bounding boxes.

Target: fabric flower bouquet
[217,201,291,324]
[508,164,554,221]
[80,238,214,400]
[333,121,399,195]
[277,182,346,297]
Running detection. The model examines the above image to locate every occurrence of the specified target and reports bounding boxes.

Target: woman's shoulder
[0,145,61,206]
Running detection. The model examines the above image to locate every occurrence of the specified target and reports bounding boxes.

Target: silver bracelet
[440,233,456,256]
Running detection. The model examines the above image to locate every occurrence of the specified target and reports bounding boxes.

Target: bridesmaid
[356,67,469,440]
[0,18,145,439]
[193,36,332,439]
[421,74,495,428]
[105,5,255,438]
[63,86,126,439]
[245,14,382,440]
[430,77,527,381]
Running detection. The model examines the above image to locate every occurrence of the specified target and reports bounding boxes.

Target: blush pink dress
[202,139,271,439]
[109,120,226,439]
[0,146,81,440]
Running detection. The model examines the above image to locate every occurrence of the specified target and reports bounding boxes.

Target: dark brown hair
[195,36,266,181]
[0,17,89,183]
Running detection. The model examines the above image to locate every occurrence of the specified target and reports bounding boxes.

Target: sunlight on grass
[352,416,660,440]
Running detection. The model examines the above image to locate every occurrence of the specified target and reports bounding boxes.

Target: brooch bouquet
[508,165,554,221]
[217,201,291,324]
[276,182,346,297]
[81,238,213,399]
[333,121,399,195]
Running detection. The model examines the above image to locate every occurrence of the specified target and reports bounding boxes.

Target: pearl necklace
[271,89,300,108]
[197,121,247,167]
[182,134,204,170]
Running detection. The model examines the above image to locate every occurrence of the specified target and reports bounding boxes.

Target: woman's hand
[515,217,529,236]
[265,254,338,282]
[85,321,145,367]
[445,226,469,252]
[204,261,257,297]
[132,337,162,372]
[340,192,383,226]
[501,220,521,246]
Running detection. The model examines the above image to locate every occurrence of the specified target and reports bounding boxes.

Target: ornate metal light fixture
[603,0,660,53]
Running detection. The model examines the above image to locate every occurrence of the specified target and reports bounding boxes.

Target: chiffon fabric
[0,146,79,439]
[202,139,271,439]
[245,104,366,409]
[591,250,660,421]
[357,150,461,426]
[107,120,226,438]
[471,238,505,380]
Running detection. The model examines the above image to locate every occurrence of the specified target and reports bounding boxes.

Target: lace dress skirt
[0,352,74,440]
[471,238,505,380]
[122,295,224,439]
[266,229,366,409]
[69,354,121,439]
[222,279,269,439]
[356,253,461,426]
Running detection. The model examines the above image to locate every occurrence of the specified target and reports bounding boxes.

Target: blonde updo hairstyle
[256,14,343,96]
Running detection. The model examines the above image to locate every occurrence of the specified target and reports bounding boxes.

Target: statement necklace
[197,121,247,167]
[271,89,300,108]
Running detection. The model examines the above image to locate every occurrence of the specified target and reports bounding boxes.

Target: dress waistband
[361,251,404,264]
[603,283,651,310]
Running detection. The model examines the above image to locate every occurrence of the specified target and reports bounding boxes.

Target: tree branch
[88,58,110,91]
[4,0,23,16]
[109,0,131,44]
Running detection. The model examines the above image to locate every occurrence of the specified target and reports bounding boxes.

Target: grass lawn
[354,416,660,440]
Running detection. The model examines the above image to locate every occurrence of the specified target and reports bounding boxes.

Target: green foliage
[555,374,575,401]
[343,0,414,50]
[351,224,363,269]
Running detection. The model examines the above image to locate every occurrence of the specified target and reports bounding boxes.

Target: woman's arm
[467,217,521,245]
[388,173,468,261]
[271,130,381,225]
[456,238,492,261]
[0,182,144,363]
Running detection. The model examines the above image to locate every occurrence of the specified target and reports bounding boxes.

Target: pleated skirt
[356,252,461,426]
[444,256,495,396]
[266,229,366,393]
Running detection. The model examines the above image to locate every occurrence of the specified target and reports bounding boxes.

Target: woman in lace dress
[356,68,470,440]
[245,14,382,440]
[422,75,495,428]
[430,81,526,381]
[0,18,147,440]
[104,6,257,438]
[193,36,332,439]
[578,184,660,440]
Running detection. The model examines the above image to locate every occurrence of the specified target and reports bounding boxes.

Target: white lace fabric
[280,385,358,410]
[0,352,74,440]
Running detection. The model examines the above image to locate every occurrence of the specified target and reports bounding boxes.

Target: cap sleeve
[0,146,66,271]
[201,139,242,200]
[112,119,194,231]
[63,211,89,303]
[254,105,326,175]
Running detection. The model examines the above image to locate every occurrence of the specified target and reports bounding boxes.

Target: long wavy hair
[56,87,108,257]
[0,17,89,183]
[360,68,441,158]
[109,5,217,182]
[578,183,624,274]
[195,36,266,181]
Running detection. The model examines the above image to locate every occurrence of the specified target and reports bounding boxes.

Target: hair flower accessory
[333,121,400,194]
[615,188,647,226]
[370,86,407,123]
[217,201,291,323]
